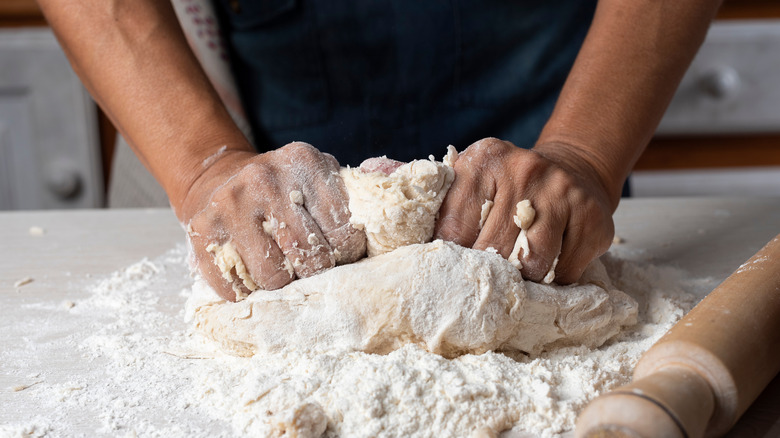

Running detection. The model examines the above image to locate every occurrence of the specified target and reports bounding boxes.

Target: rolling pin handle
[577,233,780,438]
[576,365,715,438]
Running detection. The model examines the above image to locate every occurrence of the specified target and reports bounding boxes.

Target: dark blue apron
[213,0,598,167]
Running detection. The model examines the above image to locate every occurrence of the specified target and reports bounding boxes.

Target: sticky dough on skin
[506,200,558,284]
[508,200,535,270]
[479,200,494,230]
[206,241,258,301]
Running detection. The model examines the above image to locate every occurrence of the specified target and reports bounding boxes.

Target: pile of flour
[3,245,713,438]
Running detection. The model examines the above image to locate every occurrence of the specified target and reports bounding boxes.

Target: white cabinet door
[657,20,780,135]
[0,28,102,210]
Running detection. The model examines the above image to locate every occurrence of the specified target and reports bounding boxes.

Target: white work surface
[1,198,779,437]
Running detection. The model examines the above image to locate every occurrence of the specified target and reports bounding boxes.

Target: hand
[182,142,366,301]
[434,138,616,284]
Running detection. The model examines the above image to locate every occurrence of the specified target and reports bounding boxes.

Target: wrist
[166,144,255,221]
[532,140,625,210]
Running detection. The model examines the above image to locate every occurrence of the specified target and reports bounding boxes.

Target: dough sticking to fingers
[543,256,559,284]
[508,200,535,269]
[442,145,459,167]
[297,154,366,265]
[289,190,304,205]
[478,200,494,230]
[506,200,560,282]
[206,241,258,301]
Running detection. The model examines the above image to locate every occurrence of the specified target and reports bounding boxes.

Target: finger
[472,196,520,259]
[188,209,249,302]
[555,207,614,284]
[281,143,366,264]
[433,164,494,247]
[196,174,296,294]
[229,211,295,291]
[305,153,366,264]
[264,200,335,279]
[190,233,248,301]
[520,201,566,283]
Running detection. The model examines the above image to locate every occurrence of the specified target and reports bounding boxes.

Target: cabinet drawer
[657,20,780,135]
[0,28,102,210]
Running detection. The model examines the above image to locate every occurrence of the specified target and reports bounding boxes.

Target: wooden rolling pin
[576,234,780,438]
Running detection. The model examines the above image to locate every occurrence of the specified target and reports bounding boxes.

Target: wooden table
[1,198,779,436]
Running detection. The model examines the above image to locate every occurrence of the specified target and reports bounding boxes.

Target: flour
[3,244,711,438]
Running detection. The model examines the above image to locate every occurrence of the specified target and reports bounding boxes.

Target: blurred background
[1,0,779,210]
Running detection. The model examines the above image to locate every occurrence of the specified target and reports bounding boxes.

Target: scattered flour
[2,246,711,437]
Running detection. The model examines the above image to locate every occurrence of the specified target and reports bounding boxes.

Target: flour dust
[1,247,715,438]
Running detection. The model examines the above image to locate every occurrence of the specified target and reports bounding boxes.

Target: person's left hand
[434,137,616,284]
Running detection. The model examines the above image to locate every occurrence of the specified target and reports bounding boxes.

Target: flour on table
[9,244,709,438]
[14,276,34,288]
[28,226,46,236]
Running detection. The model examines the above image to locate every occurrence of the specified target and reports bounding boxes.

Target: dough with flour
[340,157,454,256]
[188,240,637,357]
[188,151,637,358]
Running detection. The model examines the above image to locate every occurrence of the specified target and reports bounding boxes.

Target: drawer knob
[46,164,82,200]
[699,67,741,99]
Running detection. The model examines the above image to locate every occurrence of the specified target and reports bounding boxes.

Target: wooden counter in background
[0,0,44,27]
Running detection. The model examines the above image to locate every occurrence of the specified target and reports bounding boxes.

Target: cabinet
[0,28,102,209]
[639,1,780,171]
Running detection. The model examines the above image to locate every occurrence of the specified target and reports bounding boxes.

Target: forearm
[536,0,723,207]
[37,0,253,213]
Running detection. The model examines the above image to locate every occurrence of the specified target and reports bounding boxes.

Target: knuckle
[464,137,512,159]
[238,161,274,184]
[321,152,340,169]
[282,141,318,159]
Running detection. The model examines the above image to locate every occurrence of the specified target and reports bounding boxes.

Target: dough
[187,240,636,357]
[340,157,454,256]
[206,242,258,300]
[508,200,534,270]
[189,151,638,358]
[479,200,493,229]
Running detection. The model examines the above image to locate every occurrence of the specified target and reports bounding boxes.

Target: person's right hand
[181,142,366,301]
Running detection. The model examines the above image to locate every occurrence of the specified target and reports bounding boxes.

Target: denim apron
[212,0,598,167]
